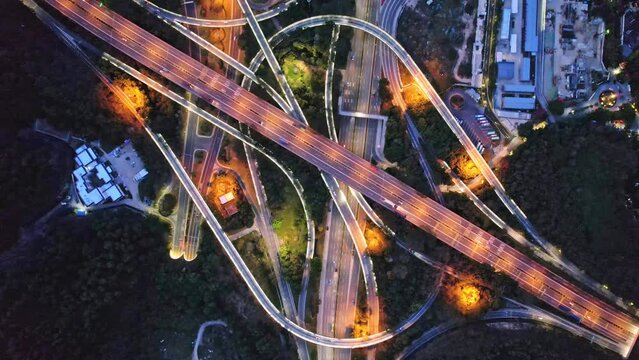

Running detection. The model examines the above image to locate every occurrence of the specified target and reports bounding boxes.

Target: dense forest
[378,101,444,196]
[0,5,290,359]
[504,121,639,300]
[0,210,290,359]
[590,0,626,68]
[370,240,440,327]
[0,132,73,252]
[412,323,624,360]
[1,0,179,203]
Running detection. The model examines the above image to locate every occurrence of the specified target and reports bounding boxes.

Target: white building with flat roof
[73,144,125,206]
[101,184,124,202]
[133,168,149,182]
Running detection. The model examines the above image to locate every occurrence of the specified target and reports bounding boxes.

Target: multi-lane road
[41,0,639,356]
[240,10,625,309]
[319,0,383,358]
[133,0,297,28]
[174,0,232,262]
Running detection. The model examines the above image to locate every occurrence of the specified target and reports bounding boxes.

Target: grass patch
[282,58,312,90]
[234,231,281,308]
[272,182,307,295]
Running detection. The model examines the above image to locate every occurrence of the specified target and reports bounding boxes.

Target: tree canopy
[504,121,639,300]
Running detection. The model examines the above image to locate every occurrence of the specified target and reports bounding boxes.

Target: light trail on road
[28,4,498,350]
[40,0,639,356]
[134,0,297,28]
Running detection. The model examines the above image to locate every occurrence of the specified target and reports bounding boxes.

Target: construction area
[541,0,607,102]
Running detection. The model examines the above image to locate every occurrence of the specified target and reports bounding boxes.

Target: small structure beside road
[73,144,124,206]
[134,168,149,182]
[208,171,243,219]
[219,192,239,217]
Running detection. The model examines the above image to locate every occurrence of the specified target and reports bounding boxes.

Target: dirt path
[452,8,474,84]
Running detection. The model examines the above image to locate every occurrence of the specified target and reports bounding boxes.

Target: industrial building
[73,144,124,206]
[524,0,539,53]
[503,96,536,110]
[492,0,538,127]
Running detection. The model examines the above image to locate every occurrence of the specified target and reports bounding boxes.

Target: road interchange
[25,5,479,349]
[133,0,297,27]
[230,7,630,310]
[38,0,639,356]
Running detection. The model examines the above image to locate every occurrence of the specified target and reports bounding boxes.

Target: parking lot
[102,141,145,202]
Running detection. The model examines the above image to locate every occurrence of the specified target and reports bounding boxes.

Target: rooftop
[503,96,536,110]
[497,62,515,80]
[503,83,535,93]
[219,192,235,205]
[524,0,539,53]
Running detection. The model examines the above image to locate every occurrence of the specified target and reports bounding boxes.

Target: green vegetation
[409,106,461,159]
[378,82,449,197]
[282,58,313,89]
[238,24,260,64]
[445,192,504,235]
[305,254,323,331]
[382,106,409,163]
[3,2,176,206]
[0,210,168,359]
[591,0,625,68]
[212,199,254,233]
[370,240,439,327]
[505,121,639,300]
[275,28,331,135]
[622,50,639,101]
[259,160,307,294]
[0,132,73,252]
[0,3,130,145]
[396,0,469,89]
[271,0,355,28]
[234,232,281,307]
[256,147,328,224]
[137,176,156,201]
[374,301,449,360]
[378,77,393,103]
[158,192,177,216]
[197,117,214,136]
[0,209,290,359]
[279,242,306,294]
[369,205,446,327]
[249,27,333,228]
[411,323,620,359]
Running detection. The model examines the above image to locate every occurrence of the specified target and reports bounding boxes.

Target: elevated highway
[40,0,639,356]
[133,0,297,28]
[245,11,628,308]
